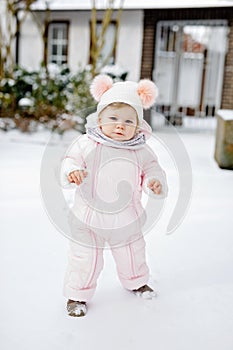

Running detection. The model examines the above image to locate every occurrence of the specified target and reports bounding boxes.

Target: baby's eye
[125,120,134,124]
[109,116,117,121]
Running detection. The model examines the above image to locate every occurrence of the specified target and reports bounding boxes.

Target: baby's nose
[116,122,124,129]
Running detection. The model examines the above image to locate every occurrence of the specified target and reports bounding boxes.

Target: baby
[61,75,168,317]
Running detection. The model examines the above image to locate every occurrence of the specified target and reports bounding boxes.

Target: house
[2,0,233,118]
[18,0,144,82]
[140,3,233,118]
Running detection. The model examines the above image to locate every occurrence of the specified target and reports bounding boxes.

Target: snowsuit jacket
[61,117,168,243]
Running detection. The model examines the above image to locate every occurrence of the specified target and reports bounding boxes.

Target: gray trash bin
[214,110,233,169]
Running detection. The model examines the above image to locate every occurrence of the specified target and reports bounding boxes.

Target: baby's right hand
[68,170,88,185]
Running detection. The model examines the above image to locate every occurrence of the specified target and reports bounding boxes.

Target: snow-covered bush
[0,64,128,133]
[100,64,128,81]
[0,65,96,133]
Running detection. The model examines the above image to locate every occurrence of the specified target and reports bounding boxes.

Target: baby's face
[98,105,138,141]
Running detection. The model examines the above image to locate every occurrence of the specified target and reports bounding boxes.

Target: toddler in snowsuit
[61,75,168,317]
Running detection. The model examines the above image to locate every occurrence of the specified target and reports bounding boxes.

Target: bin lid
[216,110,233,121]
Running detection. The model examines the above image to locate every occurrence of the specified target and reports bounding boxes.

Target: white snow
[31,0,233,10]
[0,122,233,350]
[18,98,34,108]
[134,290,158,299]
[217,109,233,121]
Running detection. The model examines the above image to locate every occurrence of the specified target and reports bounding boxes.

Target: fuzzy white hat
[90,75,158,125]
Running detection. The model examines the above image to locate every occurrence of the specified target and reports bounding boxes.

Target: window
[90,21,116,66]
[48,22,68,65]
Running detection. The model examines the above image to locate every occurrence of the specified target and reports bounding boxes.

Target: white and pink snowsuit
[61,117,167,302]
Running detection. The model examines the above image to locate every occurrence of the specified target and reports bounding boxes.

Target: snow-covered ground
[1,121,233,350]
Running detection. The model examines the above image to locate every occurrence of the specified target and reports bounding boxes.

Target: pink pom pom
[137,79,158,109]
[90,74,113,102]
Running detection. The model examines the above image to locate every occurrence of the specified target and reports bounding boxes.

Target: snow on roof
[31,0,233,10]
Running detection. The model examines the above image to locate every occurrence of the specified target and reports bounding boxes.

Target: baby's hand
[68,170,88,185]
[147,179,162,195]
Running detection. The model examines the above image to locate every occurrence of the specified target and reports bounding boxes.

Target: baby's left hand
[147,179,162,195]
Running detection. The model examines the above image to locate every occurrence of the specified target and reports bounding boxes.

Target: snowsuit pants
[63,230,150,302]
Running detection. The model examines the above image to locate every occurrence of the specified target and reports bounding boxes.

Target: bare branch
[90,0,125,77]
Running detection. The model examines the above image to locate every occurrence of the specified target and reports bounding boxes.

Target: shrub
[0,64,96,133]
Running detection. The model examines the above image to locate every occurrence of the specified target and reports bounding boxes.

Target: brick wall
[141,13,155,79]
[141,7,233,110]
[222,19,233,109]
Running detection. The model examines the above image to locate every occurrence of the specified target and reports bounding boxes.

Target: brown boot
[67,299,87,317]
[132,285,157,299]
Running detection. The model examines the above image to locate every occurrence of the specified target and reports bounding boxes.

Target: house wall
[19,10,143,81]
[141,7,233,110]
[19,11,90,71]
[0,0,17,68]
[19,13,43,69]
[116,10,143,81]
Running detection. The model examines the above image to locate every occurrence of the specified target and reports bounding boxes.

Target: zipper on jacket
[84,142,102,226]
[92,143,102,199]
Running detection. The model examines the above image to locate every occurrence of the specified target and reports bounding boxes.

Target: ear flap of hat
[137,79,158,109]
[90,74,113,102]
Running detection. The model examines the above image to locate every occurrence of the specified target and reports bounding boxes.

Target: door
[153,21,228,123]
